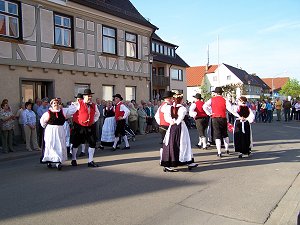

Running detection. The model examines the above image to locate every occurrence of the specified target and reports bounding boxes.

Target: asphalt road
[0,121,300,225]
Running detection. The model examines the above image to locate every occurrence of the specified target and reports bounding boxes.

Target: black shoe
[188,163,198,170]
[238,154,243,158]
[78,152,85,157]
[217,154,222,158]
[112,146,120,151]
[202,146,208,150]
[195,144,201,149]
[57,163,62,170]
[71,160,77,166]
[88,161,99,167]
[47,163,52,168]
[226,150,230,154]
[163,167,178,172]
[122,146,130,150]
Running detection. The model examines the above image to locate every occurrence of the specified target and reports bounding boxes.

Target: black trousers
[72,123,96,148]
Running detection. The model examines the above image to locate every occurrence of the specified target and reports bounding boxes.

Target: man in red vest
[203,87,238,157]
[112,94,130,150]
[154,91,175,144]
[71,88,100,167]
[189,93,209,149]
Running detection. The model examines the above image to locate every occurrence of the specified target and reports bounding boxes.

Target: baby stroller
[124,123,136,142]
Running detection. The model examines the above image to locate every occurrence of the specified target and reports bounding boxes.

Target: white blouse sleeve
[62,105,78,119]
[189,103,197,118]
[40,111,50,128]
[246,108,255,123]
[174,106,187,125]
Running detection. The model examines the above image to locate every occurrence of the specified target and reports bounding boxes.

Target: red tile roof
[261,77,289,91]
[186,65,218,87]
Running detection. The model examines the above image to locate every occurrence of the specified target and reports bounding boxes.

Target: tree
[221,83,245,99]
[279,78,300,98]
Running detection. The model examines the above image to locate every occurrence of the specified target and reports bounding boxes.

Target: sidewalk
[0,143,40,162]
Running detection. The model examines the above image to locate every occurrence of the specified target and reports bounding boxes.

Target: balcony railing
[152,75,170,87]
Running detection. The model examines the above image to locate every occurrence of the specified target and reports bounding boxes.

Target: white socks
[215,139,222,154]
[223,137,229,150]
[123,135,129,147]
[198,137,202,146]
[81,144,86,153]
[113,137,119,148]
[72,148,78,160]
[88,147,95,163]
[202,137,207,148]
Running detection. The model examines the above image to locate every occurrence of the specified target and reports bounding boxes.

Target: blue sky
[131,0,300,80]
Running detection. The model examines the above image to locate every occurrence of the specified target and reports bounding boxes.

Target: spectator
[283,98,292,122]
[128,102,138,134]
[23,102,40,152]
[0,102,15,153]
[15,102,25,143]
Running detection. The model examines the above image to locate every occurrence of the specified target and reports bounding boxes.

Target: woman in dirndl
[161,93,198,172]
[233,96,255,158]
[40,98,76,170]
[99,100,116,149]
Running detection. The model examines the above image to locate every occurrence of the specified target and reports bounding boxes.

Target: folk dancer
[112,94,130,150]
[203,87,239,157]
[189,93,209,149]
[71,89,100,167]
[99,100,116,149]
[233,96,255,158]
[161,93,198,172]
[154,91,175,144]
[40,98,77,170]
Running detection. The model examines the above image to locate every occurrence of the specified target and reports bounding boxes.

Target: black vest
[47,110,66,125]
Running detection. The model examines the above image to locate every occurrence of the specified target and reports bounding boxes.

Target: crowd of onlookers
[1,96,299,154]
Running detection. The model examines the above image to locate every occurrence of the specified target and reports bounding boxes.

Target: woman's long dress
[40,107,76,163]
[161,104,194,167]
[233,105,255,155]
[101,107,116,147]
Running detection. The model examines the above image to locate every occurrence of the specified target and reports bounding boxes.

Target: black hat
[212,87,223,94]
[162,91,175,99]
[193,93,203,99]
[83,88,94,95]
[113,94,123,101]
[75,93,83,99]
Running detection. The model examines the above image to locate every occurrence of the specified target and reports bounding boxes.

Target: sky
[131,0,300,80]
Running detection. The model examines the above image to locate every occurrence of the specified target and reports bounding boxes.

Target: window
[103,26,116,54]
[158,67,164,76]
[75,83,89,96]
[0,0,21,38]
[102,85,114,101]
[21,80,52,103]
[152,67,157,76]
[54,13,73,47]
[125,32,137,58]
[125,86,136,101]
[171,69,183,81]
[151,42,155,52]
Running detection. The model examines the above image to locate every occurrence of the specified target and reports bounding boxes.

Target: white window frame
[0,0,20,38]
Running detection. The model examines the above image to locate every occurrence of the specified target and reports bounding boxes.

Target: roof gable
[262,77,289,91]
[186,65,218,86]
